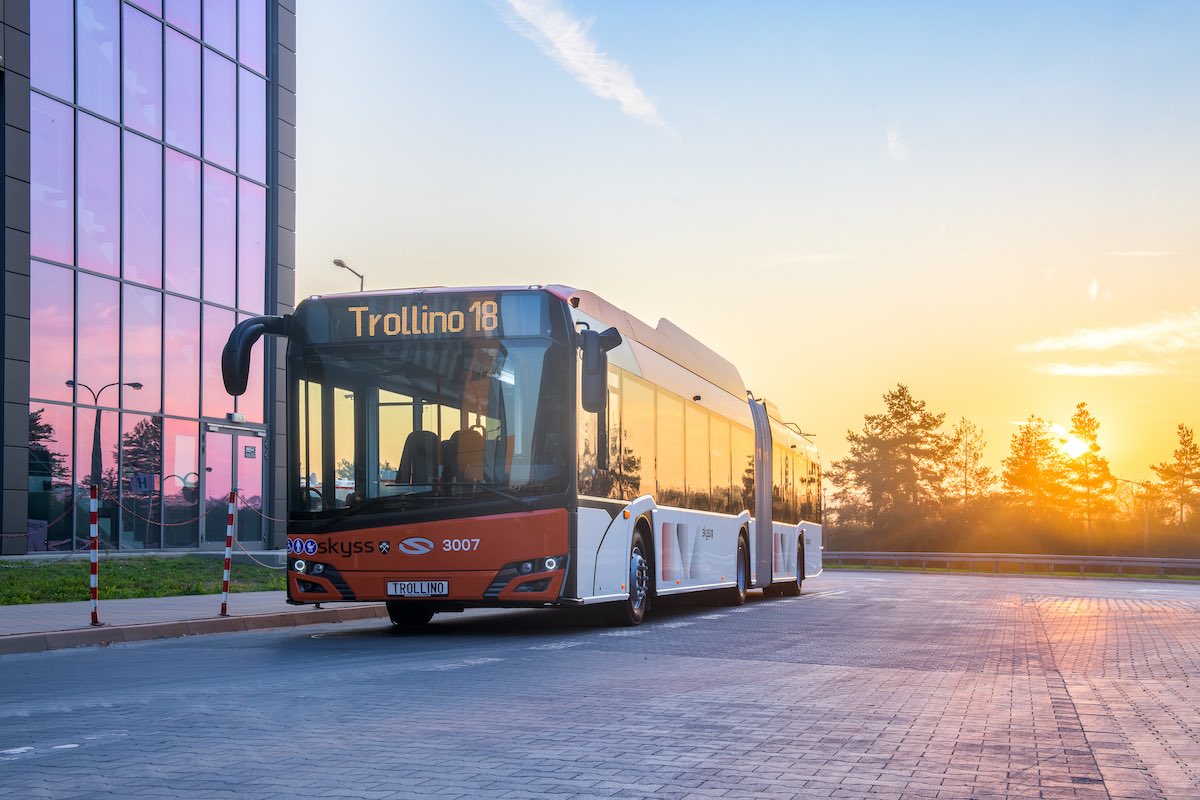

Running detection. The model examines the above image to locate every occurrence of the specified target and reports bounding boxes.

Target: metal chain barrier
[234,536,287,570]
[234,492,290,524]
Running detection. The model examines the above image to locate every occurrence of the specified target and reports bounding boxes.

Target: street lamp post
[66,380,142,491]
[333,258,364,291]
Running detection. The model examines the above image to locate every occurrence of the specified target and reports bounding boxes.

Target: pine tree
[1151,424,1200,525]
[1064,403,1115,549]
[1001,416,1069,514]
[945,417,995,506]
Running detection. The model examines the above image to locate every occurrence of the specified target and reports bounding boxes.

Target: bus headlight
[293,559,307,573]
[543,557,558,571]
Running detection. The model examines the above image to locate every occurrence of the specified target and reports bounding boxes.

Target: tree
[1064,402,1115,549]
[336,458,355,481]
[945,417,995,506]
[1152,424,1200,525]
[29,409,69,485]
[1001,416,1068,514]
[828,384,950,528]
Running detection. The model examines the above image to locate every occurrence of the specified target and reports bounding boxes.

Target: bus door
[200,426,267,549]
[748,399,773,588]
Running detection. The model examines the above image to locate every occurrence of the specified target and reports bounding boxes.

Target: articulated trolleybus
[223,286,822,627]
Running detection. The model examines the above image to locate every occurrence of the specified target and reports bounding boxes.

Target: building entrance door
[200,427,267,549]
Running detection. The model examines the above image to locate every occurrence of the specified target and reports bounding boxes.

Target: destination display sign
[325,291,552,342]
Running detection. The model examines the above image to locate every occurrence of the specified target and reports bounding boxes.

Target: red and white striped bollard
[219,490,236,616]
[89,485,102,626]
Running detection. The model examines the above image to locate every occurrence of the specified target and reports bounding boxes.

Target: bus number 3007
[443,539,481,552]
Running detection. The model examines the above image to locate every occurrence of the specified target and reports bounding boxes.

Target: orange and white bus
[223,286,821,627]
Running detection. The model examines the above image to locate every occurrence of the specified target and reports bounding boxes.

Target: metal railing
[824,551,1200,577]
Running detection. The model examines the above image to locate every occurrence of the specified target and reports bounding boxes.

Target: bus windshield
[289,336,571,517]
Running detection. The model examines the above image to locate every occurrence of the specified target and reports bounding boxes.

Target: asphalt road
[2,571,1199,799]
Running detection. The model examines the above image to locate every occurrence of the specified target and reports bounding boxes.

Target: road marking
[699,614,725,619]
[660,621,695,628]
[2,747,33,756]
[51,744,79,750]
[528,641,582,650]
[600,629,645,637]
[418,657,503,671]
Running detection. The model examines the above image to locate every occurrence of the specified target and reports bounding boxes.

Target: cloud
[1037,362,1166,377]
[1018,310,1200,354]
[1088,278,1098,303]
[887,126,908,163]
[502,0,664,128]
[1111,250,1174,258]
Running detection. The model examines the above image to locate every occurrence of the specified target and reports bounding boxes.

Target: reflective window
[238,69,266,182]
[162,418,200,547]
[120,413,163,548]
[237,313,265,423]
[30,261,75,403]
[122,5,163,138]
[122,285,163,413]
[237,434,264,541]
[732,425,755,514]
[164,150,201,296]
[237,180,266,313]
[31,96,74,266]
[77,112,120,275]
[685,404,710,510]
[75,406,119,546]
[201,304,235,418]
[133,0,163,15]
[709,416,731,513]
[620,375,655,500]
[202,165,236,306]
[76,273,120,401]
[28,403,76,551]
[165,0,201,37]
[296,380,323,505]
[203,49,237,170]
[203,0,236,57]
[31,0,74,100]
[163,296,200,417]
[123,132,163,287]
[239,0,267,74]
[77,0,121,119]
[164,28,201,154]
[656,389,685,506]
[203,430,233,542]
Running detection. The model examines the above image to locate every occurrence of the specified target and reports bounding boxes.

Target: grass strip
[0,556,286,605]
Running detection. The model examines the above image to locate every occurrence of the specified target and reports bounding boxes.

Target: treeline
[827,385,1200,557]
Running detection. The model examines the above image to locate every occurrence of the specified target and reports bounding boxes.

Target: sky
[295,0,1200,482]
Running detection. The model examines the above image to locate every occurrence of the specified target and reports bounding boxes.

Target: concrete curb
[0,605,391,655]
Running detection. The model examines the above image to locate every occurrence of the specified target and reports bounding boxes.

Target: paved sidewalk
[0,591,388,655]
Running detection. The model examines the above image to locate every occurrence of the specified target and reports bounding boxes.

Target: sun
[1061,436,1088,459]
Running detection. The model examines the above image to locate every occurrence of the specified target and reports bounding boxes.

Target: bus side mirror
[579,327,621,413]
[222,315,291,396]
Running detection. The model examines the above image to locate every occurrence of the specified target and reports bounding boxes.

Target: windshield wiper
[467,483,537,513]
[320,494,417,530]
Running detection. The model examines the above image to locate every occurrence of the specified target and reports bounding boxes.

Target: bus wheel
[386,602,435,628]
[780,542,804,596]
[723,536,749,606]
[608,529,652,626]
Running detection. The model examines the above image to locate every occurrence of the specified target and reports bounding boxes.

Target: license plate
[387,580,449,597]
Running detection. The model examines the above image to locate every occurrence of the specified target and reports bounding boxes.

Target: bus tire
[386,602,435,628]
[607,527,652,626]
[780,541,804,596]
[723,534,749,606]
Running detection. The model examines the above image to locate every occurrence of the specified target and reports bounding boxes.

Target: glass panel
[123,132,163,287]
[75,406,119,547]
[202,49,237,169]
[237,68,266,182]
[239,0,266,73]
[605,367,621,500]
[733,425,755,514]
[120,413,163,548]
[165,0,200,37]
[655,390,684,506]
[31,96,74,266]
[201,304,235,418]
[164,28,201,154]
[133,0,162,15]
[122,4,162,138]
[30,261,75,402]
[237,180,265,313]
[709,416,731,513]
[163,296,200,416]
[203,0,236,56]
[164,150,201,296]
[333,388,356,507]
[77,112,120,275]
[685,404,710,510]
[77,0,120,119]
[28,403,75,552]
[122,285,163,412]
[620,375,654,500]
[163,418,200,547]
[377,390,414,496]
[32,0,74,99]
[203,430,232,545]
[236,312,264,423]
[76,273,120,404]
[296,379,323,510]
[237,435,264,541]
[202,165,236,306]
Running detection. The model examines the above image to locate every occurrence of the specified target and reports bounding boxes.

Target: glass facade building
[1,0,297,554]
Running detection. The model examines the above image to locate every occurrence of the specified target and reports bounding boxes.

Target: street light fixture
[65,380,143,488]
[333,258,364,292]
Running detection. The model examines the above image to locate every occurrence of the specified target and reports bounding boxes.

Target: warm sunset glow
[1061,436,1089,460]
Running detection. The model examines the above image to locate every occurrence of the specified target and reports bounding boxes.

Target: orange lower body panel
[287,508,568,605]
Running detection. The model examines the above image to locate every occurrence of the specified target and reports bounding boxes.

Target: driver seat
[398,430,440,484]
